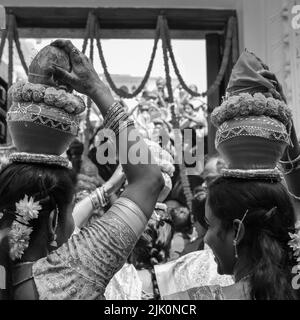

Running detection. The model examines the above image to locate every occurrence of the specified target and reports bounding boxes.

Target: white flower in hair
[9,222,33,260]
[8,195,42,261]
[288,220,300,260]
[16,194,42,222]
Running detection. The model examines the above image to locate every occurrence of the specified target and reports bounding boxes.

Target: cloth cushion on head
[227,49,275,95]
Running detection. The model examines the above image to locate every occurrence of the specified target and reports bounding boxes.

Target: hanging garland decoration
[0,13,29,93]
[7,14,14,92]
[90,12,237,100]
[231,17,239,64]
[162,16,236,98]
[82,11,93,54]
[159,16,194,214]
[95,15,161,98]
[83,12,96,157]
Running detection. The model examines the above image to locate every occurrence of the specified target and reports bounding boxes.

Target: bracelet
[117,119,135,136]
[95,186,109,207]
[105,108,124,129]
[110,113,129,132]
[104,102,128,126]
[103,102,136,137]
[89,191,101,210]
[103,102,124,127]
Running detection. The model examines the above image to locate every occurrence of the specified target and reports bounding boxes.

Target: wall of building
[1,0,237,10]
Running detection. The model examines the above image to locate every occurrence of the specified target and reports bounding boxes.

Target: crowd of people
[0,40,299,300]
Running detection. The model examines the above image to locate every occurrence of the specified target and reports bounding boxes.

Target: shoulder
[105,263,143,300]
[188,285,224,300]
[188,281,251,300]
[162,285,224,300]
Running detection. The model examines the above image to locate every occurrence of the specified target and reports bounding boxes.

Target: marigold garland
[8,81,86,115]
[95,16,160,99]
[211,92,293,128]
[162,15,237,98]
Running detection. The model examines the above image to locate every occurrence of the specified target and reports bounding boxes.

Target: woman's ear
[232,219,245,245]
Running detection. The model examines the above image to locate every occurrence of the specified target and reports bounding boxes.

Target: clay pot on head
[7,102,78,155]
[215,116,289,170]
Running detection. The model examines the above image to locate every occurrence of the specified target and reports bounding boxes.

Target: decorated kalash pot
[6,45,86,167]
[211,50,292,179]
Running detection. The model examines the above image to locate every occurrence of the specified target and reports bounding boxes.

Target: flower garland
[288,220,300,272]
[8,81,86,115]
[95,15,160,99]
[162,15,237,98]
[7,195,42,261]
[210,92,293,128]
[91,12,236,99]
[159,16,194,214]
[0,13,28,111]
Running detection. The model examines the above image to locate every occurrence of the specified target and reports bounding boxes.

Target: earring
[49,208,58,248]
[233,209,248,259]
[233,239,238,258]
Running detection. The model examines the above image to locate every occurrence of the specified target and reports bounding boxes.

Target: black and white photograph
[0,0,299,304]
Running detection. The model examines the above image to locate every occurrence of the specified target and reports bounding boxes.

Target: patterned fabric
[215,116,289,148]
[7,102,79,135]
[155,247,234,299]
[32,197,147,300]
[105,247,233,300]
[187,285,225,300]
[105,263,143,300]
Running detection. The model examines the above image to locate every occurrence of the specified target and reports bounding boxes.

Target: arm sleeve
[32,197,147,300]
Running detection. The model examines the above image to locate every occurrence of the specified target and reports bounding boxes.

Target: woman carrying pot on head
[165,50,300,300]
[0,40,164,300]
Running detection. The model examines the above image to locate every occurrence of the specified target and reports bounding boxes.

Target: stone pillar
[237,0,300,135]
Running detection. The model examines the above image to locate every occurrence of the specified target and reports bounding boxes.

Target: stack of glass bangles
[89,185,109,210]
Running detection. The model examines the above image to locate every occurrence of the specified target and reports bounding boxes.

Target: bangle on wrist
[95,186,109,207]
[89,185,109,211]
[89,191,101,210]
[103,101,135,136]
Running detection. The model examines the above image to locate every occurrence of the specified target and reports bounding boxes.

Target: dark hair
[66,139,84,173]
[170,206,192,233]
[192,196,206,230]
[207,177,299,300]
[0,162,77,299]
[130,215,173,299]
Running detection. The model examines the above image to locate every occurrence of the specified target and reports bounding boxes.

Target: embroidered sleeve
[187,285,225,300]
[32,197,147,300]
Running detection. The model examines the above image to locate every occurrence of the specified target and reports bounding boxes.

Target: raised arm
[31,40,165,300]
[72,164,126,229]
[50,40,164,218]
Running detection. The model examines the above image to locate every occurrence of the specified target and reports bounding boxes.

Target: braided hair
[130,213,173,299]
